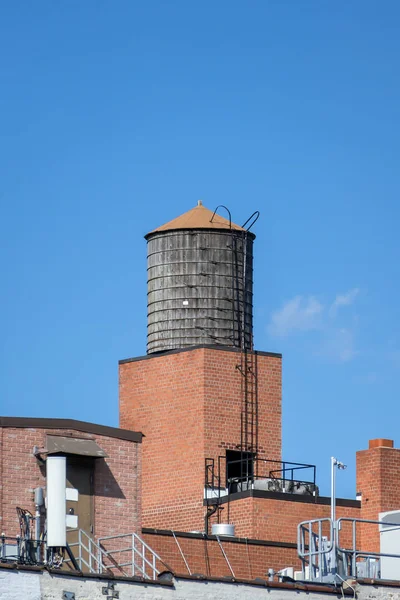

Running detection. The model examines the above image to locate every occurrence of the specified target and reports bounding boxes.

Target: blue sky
[1,1,399,497]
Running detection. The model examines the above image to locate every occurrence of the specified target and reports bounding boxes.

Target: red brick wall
[208,495,360,547]
[142,531,299,578]
[0,427,141,539]
[120,349,206,531]
[142,496,360,580]
[203,350,281,465]
[119,347,282,533]
[356,439,400,552]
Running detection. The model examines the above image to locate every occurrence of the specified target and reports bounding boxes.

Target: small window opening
[226,450,255,486]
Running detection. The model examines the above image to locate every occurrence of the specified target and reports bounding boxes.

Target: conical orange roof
[146,201,245,236]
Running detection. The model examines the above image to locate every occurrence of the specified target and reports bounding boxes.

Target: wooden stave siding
[146,229,254,353]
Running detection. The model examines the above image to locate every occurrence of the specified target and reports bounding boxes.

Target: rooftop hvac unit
[356,558,380,579]
[294,566,310,581]
[379,509,400,580]
[279,567,294,580]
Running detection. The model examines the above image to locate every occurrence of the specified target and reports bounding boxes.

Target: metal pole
[132,533,135,577]
[172,531,192,575]
[78,529,82,570]
[330,457,337,577]
[330,457,347,578]
[89,537,92,573]
[216,535,235,578]
[330,457,336,529]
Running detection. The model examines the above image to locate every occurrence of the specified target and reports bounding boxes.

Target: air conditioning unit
[294,566,310,580]
[278,567,294,580]
[379,509,400,581]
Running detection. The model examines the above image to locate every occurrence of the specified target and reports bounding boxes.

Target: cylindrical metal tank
[211,523,235,536]
[145,202,255,354]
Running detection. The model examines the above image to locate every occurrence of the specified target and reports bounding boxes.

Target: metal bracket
[62,592,75,600]
[102,582,119,598]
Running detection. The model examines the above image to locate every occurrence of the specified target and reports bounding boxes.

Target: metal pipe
[204,504,218,535]
[216,535,235,578]
[330,457,336,528]
[172,531,192,575]
[34,487,43,562]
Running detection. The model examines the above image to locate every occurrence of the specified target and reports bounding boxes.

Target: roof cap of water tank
[145,201,249,238]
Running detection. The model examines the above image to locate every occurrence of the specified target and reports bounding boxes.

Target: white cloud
[267,295,323,337]
[267,289,360,362]
[329,288,359,317]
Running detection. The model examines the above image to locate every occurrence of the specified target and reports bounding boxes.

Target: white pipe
[46,456,66,547]
[331,457,336,527]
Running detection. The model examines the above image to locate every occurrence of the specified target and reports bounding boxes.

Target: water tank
[145,201,255,354]
[211,523,235,536]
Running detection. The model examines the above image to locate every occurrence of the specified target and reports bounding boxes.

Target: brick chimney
[356,438,400,552]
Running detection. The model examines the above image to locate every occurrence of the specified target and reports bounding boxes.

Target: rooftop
[145,200,246,237]
[0,416,142,442]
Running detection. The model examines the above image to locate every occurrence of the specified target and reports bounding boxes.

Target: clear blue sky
[1,1,399,497]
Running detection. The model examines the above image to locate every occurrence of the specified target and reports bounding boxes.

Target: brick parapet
[142,530,299,578]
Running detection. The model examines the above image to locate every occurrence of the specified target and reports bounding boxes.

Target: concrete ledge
[205,489,361,508]
[119,345,282,364]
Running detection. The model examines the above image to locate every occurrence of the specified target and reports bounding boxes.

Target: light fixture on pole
[331,457,347,537]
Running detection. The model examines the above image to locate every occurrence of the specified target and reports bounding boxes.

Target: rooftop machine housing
[145,201,256,354]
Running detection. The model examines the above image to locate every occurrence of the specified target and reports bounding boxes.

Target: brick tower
[119,202,282,532]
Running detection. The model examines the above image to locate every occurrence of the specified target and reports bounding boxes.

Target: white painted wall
[0,569,41,600]
[1,568,400,600]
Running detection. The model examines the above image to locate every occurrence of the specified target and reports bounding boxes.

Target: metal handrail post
[132,533,135,577]
[352,519,357,576]
[98,542,101,574]
[301,527,306,579]
[318,519,323,582]
[142,540,145,577]
[78,529,82,570]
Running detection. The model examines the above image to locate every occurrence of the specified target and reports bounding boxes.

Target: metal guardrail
[337,517,400,579]
[98,532,169,579]
[0,534,46,565]
[66,529,168,579]
[206,456,317,494]
[2,527,166,580]
[298,516,400,582]
[297,518,333,582]
[66,529,104,574]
